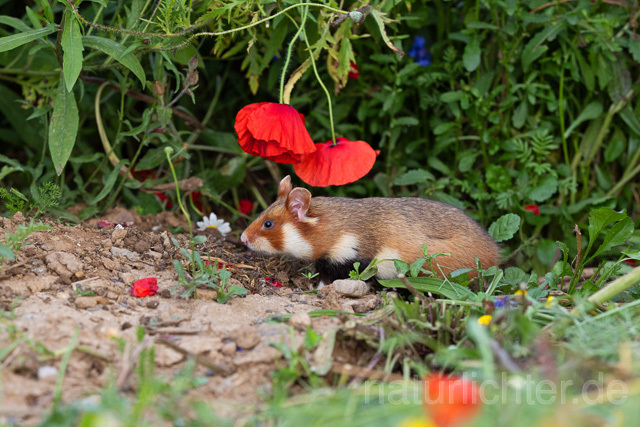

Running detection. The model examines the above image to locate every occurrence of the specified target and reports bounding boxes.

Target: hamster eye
[263,220,274,229]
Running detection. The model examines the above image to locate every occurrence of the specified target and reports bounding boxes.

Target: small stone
[160,289,172,298]
[134,241,150,253]
[221,341,237,356]
[229,326,260,350]
[111,228,127,244]
[75,296,98,309]
[289,312,311,329]
[101,256,116,270]
[73,271,85,280]
[38,365,58,381]
[352,295,381,313]
[110,246,140,259]
[146,301,159,309]
[332,279,370,297]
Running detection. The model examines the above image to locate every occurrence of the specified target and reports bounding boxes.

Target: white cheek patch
[327,234,359,264]
[375,248,402,279]
[251,237,277,254]
[282,223,313,260]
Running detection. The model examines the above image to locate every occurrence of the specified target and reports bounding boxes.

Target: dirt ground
[0,208,381,424]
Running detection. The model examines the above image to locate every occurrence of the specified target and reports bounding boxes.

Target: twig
[489,339,522,374]
[147,327,201,335]
[156,338,235,376]
[116,336,152,390]
[399,276,430,306]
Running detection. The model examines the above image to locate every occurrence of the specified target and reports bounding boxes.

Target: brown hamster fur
[241,176,499,287]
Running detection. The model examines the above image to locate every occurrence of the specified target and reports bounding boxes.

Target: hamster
[241,176,499,287]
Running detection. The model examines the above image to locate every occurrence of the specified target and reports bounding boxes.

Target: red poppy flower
[524,204,540,216]
[423,373,481,427]
[235,103,316,164]
[293,137,377,187]
[190,191,203,212]
[130,278,159,297]
[238,199,254,216]
[156,192,173,208]
[348,61,359,79]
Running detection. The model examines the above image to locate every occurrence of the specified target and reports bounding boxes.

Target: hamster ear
[286,188,311,221]
[277,175,293,199]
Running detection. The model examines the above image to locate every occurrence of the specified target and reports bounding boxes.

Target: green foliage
[1,219,52,264]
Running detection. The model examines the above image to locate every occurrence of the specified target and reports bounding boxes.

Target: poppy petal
[293,137,377,187]
[423,373,481,427]
[235,103,316,164]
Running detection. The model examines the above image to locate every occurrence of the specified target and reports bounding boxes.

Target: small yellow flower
[396,417,437,427]
[477,314,492,326]
[545,295,555,307]
[514,289,528,296]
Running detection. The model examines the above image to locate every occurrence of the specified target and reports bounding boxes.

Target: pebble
[332,279,370,297]
[228,325,260,350]
[75,296,98,309]
[110,246,140,259]
[221,341,237,356]
[111,228,127,244]
[38,365,58,381]
[289,312,311,329]
[146,301,159,309]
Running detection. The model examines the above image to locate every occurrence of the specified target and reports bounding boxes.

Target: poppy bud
[349,11,365,24]
[153,81,164,97]
[188,55,198,71]
[187,70,199,86]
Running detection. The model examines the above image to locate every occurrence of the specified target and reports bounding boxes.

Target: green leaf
[369,9,404,56]
[528,176,557,202]
[563,101,602,139]
[486,165,511,192]
[0,15,32,32]
[48,78,79,176]
[440,91,464,103]
[521,22,564,71]
[629,38,640,63]
[463,36,481,72]
[585,207,630,261]
[83,36,146,86]
[391,116,419,127]
[0,26,55,53]
[61,11,84,91]
[90,160,128,204]
[512,101,527,129]
[379,277,475,301]
[0,242,14,261]
[393,169,435,186]
[488,213,521,242]
[589,217,634,261]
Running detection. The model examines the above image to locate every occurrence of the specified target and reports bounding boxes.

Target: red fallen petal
[423,373,481,427]
[238,199,254,216]
[130,277,159,297]
[97,220,116,228]
[294,137,378,187]
[524,204,540,216]
[190,191,203,211]
[205,260,232,270]
[235,103,316,164]
[265,277,283,288]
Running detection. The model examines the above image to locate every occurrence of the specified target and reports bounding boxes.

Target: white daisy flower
[196,212,232,236]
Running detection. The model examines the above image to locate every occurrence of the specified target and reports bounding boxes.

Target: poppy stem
[279,8,309,104]
[297,7,337,144]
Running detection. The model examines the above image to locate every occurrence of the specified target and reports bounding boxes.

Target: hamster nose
[241,233,248,246]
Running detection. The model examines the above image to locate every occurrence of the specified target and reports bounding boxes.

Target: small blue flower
[408,36,431,67]
[494,296,510,309]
